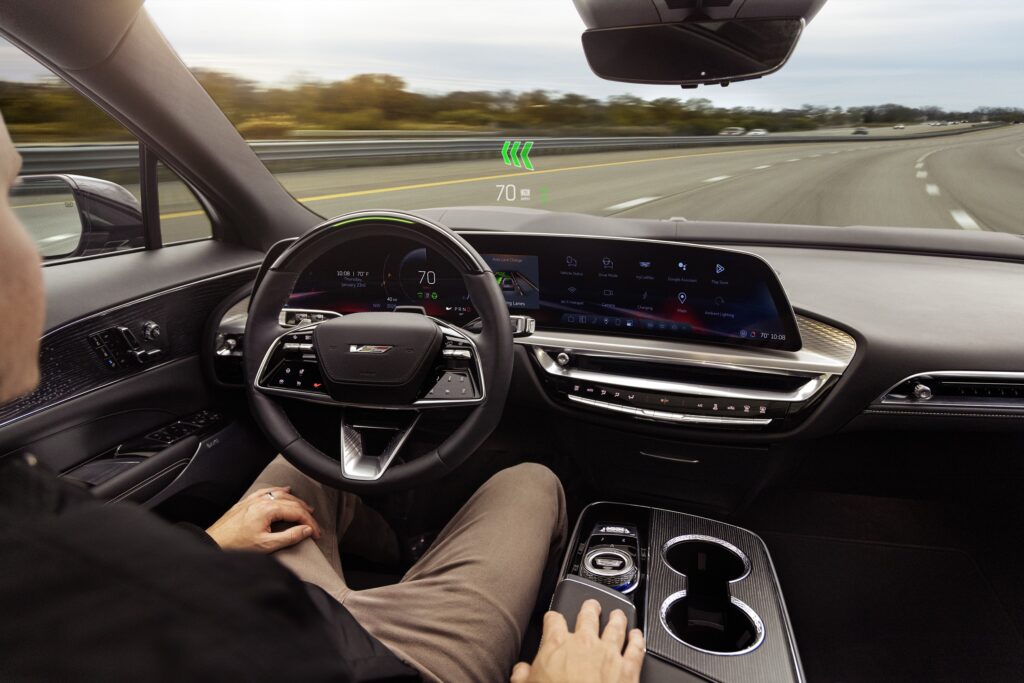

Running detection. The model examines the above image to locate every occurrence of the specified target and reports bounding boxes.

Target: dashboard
[218,206,1024,440]
[286,233,801,352]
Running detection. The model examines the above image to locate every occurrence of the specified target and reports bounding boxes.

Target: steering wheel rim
[244,210,514,492]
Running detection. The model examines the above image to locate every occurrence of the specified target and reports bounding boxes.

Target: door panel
[0,243,263,503]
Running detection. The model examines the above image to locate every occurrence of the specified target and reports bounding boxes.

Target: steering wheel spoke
[340,409,420,481]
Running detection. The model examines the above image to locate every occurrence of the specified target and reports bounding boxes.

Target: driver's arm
[512,599,646,683]
[206,485,322,553]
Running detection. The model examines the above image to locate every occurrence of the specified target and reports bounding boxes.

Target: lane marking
[916,171,928,179]
[605,196,661,211]
[37,233,79,244]
[809,154,821,158]
[917,150,939,164]
[787,158,801,162]
[950,209,981,230]
[926,184,941,196]
[703,176,731,183]
[753,165,772,170]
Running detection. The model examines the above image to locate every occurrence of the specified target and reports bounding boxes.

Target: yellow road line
[13,200,71,210]
[160,209,206,220]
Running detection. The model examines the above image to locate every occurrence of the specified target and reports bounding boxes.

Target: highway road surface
[16,125,1024,255]
[275,124,1023,234]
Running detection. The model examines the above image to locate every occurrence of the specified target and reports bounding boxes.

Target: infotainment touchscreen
[468,234,801,351]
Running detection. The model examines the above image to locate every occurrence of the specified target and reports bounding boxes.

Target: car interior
[3,1,1024,681]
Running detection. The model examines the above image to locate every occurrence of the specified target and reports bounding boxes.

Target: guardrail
[16,123,1004,175]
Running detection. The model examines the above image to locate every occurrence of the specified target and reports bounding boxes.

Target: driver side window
[1,39,212,262]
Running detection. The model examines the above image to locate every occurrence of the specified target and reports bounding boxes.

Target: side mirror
[572,0,828,87]
[12,174,145,260]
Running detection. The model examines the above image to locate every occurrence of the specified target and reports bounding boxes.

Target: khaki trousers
[243,456,568,683]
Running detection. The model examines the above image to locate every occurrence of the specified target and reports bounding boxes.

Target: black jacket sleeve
[0,455,421,683]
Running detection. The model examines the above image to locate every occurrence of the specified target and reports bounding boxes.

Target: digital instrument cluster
[285,233,801,351]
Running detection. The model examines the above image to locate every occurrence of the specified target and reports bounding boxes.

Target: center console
[552,503,804,683]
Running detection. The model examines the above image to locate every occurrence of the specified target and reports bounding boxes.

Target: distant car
[745,129,768,136]
[892,124,905,130]
[718,127,746,136]
[852,127,870,135]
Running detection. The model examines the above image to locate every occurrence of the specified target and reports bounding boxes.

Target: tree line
[0,71,1019,142]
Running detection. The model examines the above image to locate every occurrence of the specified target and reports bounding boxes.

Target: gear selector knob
[580,546,639,593]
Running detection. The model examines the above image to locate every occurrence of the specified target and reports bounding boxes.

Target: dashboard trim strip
[567,394,773,426]
[515,315,854,378]
[536,347,828,403]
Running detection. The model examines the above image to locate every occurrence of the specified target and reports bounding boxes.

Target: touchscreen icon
[677,261,688,271]
[601,257,614,269]
[715,263,726,274]
[677,291,688,305]
[639,261,652,269]
[565,256,578,268]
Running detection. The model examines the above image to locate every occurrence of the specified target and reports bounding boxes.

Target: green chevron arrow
[509,140,522,168]
[521,140,534,171]
[501,140,512,166]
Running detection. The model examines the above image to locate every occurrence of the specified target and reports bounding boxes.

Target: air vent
[880,373,1024,409]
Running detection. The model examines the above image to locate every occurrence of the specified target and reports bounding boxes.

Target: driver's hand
[206,486,322,553]
[511,600,645,683]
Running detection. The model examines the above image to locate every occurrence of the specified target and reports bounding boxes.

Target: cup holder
[660,592,764,655]
[659,535,762,655]
[663,536,750,582]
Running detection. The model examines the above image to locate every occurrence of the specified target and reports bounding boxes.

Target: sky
[2,0,1022,110]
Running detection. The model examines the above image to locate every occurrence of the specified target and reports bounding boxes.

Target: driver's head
[0,111,45,405]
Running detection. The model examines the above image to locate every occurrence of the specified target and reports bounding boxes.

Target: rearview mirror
[13,174,145,260]
[572,0,827,87]
[581,19,804,86]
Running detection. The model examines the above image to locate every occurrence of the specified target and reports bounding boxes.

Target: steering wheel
[244,210,514,491]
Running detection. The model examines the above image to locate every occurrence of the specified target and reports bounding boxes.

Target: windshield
[3,0,1022,235]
